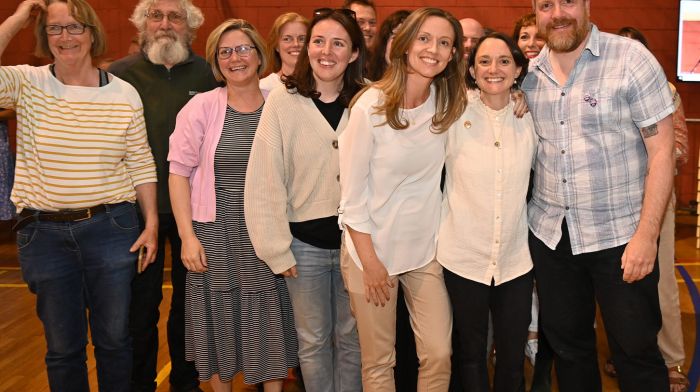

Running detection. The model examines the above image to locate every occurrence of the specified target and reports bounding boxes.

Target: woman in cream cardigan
[244,9,366,392]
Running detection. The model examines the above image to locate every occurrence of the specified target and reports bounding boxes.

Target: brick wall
[1,0,698,205]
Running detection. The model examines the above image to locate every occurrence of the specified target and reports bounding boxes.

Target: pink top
[168,87,227,222]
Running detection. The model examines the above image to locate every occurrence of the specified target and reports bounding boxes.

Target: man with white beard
[109,1,218,391]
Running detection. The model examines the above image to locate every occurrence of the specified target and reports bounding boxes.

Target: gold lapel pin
[463,120,471,128]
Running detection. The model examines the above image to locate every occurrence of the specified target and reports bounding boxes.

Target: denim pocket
[109,204,139,231]
[16,225,38,250]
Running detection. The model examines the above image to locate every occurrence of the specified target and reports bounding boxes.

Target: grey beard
[144,37,190,66]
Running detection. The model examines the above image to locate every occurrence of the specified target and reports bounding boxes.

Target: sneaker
[525,339,538,366]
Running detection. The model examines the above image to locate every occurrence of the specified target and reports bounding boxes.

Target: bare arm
[0,0,45,64]
[621,114,674,282]
[169,173,207,272]
[346,226,394,307]
[131,182,158,270]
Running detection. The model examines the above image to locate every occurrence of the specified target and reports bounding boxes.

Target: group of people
[0,0,688,391]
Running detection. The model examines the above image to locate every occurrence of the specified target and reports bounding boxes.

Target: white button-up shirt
[339,86,445,275]
[437,91,535,285]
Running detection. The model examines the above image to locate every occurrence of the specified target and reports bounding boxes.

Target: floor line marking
[0,267,20,270]
[0,270,6,276]
[0,283,27,288]
[676,265,700,392]
[155,361,171,387]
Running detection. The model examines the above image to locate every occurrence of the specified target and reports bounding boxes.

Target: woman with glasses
[0,0,157,390]
[169,19,298,392]
[244,9,365,392]
[260,12,309,91]
[339,7,466,391]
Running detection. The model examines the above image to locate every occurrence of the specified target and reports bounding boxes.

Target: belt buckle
[73,208,92,222]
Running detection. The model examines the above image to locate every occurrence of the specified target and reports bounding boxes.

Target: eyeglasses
[45,23,87,35]
[145,10,187,24]
[313,8,357,20]
[218,44,256,59]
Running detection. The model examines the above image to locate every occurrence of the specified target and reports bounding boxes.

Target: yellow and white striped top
[0,64,156,212]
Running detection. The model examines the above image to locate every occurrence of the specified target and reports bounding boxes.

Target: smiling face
[517,24,545,58]
[470,37,522,105]
[307,19,359,87]
[349,3,377,50]
[277,21,306,75]
[535,0,590,53]
[216,29,261,87]
[46,2,93,66]
[406,16,455,84]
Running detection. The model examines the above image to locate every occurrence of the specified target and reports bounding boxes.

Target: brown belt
[13,204,108,231]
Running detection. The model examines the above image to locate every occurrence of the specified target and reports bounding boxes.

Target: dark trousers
[445,269,533,392]
[528,224,667,392]
[130,213,199,392]
[529,325,553,392]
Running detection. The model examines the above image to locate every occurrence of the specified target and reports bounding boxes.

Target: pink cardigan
[168,87,227,222]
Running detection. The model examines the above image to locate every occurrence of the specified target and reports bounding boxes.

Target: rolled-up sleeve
[338,102,373,234]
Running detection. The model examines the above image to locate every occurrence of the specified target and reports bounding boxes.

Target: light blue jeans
[288,238,362,392]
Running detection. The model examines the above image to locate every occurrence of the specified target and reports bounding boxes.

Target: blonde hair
[265,12,309,75]
[34,0,106,59]
[355,7,466,133]
[205,19,268,83]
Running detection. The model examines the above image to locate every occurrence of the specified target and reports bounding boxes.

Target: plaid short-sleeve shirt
[521,25,675,254]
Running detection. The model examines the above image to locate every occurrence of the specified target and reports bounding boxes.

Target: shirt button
[565,206,570,210]
[336,174,340,182]
[492,262,497,266]
[494,141,501,147]
[332,140,338,149]
[560,121,564,125]
[561,92,565,96]
[561,149,566,154]
[562,179,567,183]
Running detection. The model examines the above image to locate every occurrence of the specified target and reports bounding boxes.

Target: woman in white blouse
[437,32,535,391]
[338,8,466,391]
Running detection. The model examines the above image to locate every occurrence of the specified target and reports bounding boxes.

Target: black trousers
[445,269,533,392]
[528,223,667,392]
[130,213,199,392]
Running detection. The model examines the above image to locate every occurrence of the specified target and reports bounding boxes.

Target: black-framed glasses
[145,10,187,24]
[313,8,357,20]
[218,44,256,59]
[45,23,88,35]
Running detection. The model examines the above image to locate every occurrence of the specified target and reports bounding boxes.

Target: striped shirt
[521,25,675,254]
[0,64,156,211]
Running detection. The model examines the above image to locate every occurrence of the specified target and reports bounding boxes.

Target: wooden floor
[2,212,700,392]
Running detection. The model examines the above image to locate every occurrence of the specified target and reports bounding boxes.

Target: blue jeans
[288,238,362,392]
[18,202,139,392]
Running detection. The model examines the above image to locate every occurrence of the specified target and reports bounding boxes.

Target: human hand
[362,259,394,306]
[620,232,657,283]
[181,235,208,273]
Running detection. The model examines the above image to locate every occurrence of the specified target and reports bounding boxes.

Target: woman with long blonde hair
[338,7,466,391]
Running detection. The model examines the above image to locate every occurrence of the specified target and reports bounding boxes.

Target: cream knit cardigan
[244,86,349,274]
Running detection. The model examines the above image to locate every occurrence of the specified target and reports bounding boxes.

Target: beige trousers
[340,245,452,392]
[657,190,685,367]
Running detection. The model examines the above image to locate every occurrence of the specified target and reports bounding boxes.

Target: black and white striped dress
[186,105,298,384]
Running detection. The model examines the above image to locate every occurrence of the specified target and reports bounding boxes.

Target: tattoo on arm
[641,124,658,138]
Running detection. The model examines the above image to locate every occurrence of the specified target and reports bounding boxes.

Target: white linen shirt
[339,86,445,275]
[437,91,536,285]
